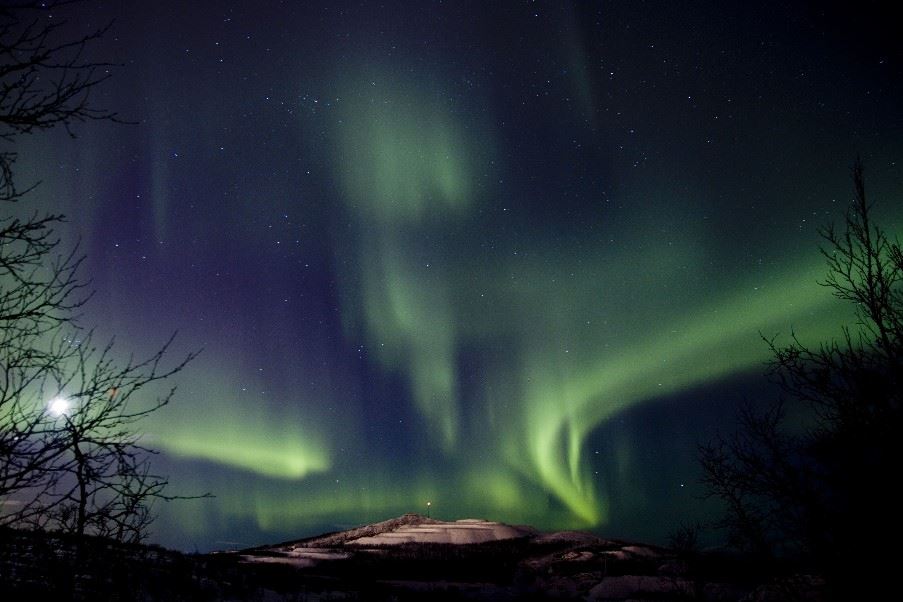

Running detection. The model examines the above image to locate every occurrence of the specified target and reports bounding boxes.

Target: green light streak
[356,241,460,447]
[158,459,585,541]
[149,360,331,480]
[499,260,847,525]
[160,430,329,480]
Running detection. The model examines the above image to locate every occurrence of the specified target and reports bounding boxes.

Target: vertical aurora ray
[329,64,495,450]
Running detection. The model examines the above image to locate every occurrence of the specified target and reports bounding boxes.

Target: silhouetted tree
[34,334,199,543]
[700,159,902,597]
[1,0,108,525]
[1,2,200,543]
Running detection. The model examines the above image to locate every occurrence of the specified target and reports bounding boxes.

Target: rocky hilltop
[235,514,825,600]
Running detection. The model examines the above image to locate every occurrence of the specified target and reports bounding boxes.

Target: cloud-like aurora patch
[330,64,496,451]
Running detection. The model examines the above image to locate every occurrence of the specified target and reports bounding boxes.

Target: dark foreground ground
[0,517,826,601]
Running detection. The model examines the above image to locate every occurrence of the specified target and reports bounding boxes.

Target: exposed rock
[740,574,827,601]
[621,544,663,558]
[704,581,753,601]
[284,513,440,548]
[588,574,693,600]
[533,531,606,545]
[657,559,689,576]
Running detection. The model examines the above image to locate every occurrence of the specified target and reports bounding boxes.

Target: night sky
[18,0,903,551]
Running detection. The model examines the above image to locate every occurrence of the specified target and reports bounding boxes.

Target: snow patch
[348,519,532,545]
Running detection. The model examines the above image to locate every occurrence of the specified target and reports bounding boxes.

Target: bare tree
[34,334,201,543]
[1,2,201,542]
[0,1,117,135]
[0,0,106,524]
[700,159,903,595]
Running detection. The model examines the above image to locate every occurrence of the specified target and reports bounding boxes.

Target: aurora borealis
[16,1,903,550]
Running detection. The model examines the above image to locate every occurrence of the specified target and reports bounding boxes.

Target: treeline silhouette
[700,159,902,598]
